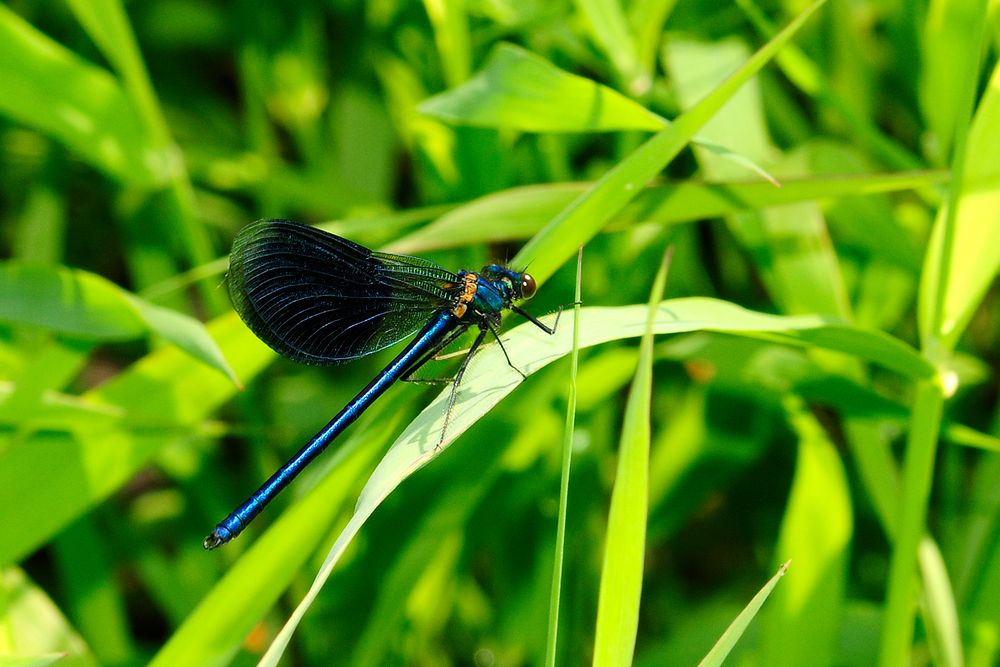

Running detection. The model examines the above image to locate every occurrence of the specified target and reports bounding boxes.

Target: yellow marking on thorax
[452,273,478,318]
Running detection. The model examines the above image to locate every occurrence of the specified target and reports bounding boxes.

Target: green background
[1,0,998,665]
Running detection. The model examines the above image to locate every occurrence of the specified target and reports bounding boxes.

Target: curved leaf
[0,5,164,185]
[418,43,665,132]
[0,263,236,384]
[259,294,928,665]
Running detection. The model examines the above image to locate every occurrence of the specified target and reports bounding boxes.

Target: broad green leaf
[418,42,773,181]
[0,313,269,566]
[418,43,665,132]
[0,263,145,339]
[0,263,236,384]
[512,0,828,282]
[0,567,97,667]
[760,399,852,666]
[387,170,946,254]
[698,562,790,667]
[593,250,669,666]
[127,299,239,386]
[259,294,926,665]
[0,5,163,185]
[919,59,1000,353]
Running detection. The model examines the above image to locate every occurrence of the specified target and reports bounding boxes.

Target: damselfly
[204,219,555,549]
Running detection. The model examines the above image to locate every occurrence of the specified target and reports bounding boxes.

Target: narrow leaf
[919,59,1000,353]
[760,398,852,666]
[593,248,671,666]
[387,171,945,254]
[698,562,791,666]
[258,293,926,665]
[544,248,584,667]
[512,0,829,282]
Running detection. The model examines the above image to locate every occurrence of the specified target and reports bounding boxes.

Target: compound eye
[520,273,537,299]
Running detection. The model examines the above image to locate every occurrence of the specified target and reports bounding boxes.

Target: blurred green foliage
[0,0,998,666]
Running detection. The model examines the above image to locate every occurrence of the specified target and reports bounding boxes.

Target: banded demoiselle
[204,219,555,549]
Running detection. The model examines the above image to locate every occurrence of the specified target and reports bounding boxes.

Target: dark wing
[227,219,460,365]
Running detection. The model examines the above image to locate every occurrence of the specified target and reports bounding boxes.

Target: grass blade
[256,293,927,665]
[593,247,671,666]
[544,247,584,667]
[388,171,945,254]
[919,59,1000,354]
[512,0,828,282]
[698,562,791,667]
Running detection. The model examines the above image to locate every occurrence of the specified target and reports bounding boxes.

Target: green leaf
[664,38,778,177]
[0,656,67,667]
[919,59,1000,353]
[512,0,829,282]
[0,5,163,185]
[544,249,584,667]
[759,398,852,666]
[593,249,670,666]
[0,566,98,667]
[149,420,386,667]
[0,313,269,566]
[878,381,946,666]
[258,294,926,665]
[698,562,790,667]
[387,170,946,254]
[421,0,470,87]
[0,263,144,340]
[576,0,645,93]
[126,298,239,387]
[918,539,964,667]
[0,263,237,384]
[64,0,145,81]
[666,39,850,318]
[418,43,665,132]
[919,0,987,162]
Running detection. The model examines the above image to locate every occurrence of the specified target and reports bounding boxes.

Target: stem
[544,247,583,667]
[877,380,945,666]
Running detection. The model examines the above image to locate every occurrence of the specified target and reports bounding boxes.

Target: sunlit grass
[0,0,998,665]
